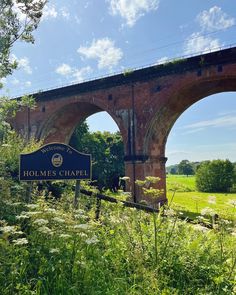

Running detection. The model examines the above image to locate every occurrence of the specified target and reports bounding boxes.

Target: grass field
[166,174,236,220]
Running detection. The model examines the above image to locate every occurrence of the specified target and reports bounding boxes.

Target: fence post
[74,180,80,209]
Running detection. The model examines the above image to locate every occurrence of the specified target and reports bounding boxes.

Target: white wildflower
[15,231,24,235]
[16,214,30,220]
[74,224,91,230]
[12,238,28,245]
[44,208,57,213]
[74,209,86,215]
[11,202,22,206]
[110,216,121,224]
[25,204,39,209]
[220,219,231,225]
[193,224,209,233]
[0,225,17,234]
[33,219,49,226]
[37,226,53,235]
[26,211,42,216]
[201,207,216,217]
[74,214,86,219]
[59,234,71,239]
[164,209,176,217]
[196,216,205,222]
[52,217,65,224]
[49,248,60,254]
[227,199,236,207]
[208,195,216,204]
[85,235,99,245]
[231,227,236,237]
[78,232,87,238]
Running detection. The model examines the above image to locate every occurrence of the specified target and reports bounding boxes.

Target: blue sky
[1,0,236,165]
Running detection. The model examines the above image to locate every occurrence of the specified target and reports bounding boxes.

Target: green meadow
[166,174,236,220]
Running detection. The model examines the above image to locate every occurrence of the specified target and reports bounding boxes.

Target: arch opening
[69,111,125,191]
[166,92,236,167]
[38,102,127,191]
[142,76,236,203]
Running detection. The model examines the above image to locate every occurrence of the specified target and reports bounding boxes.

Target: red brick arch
[12,47,236,205]
[145,75,236,157]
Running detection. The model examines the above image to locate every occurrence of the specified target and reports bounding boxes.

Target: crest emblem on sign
[51,153,63,167]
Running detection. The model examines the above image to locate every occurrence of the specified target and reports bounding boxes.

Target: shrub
[196,159,235,192]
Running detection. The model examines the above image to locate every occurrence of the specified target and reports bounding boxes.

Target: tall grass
[0,186,235,294]
[0,138,235,294]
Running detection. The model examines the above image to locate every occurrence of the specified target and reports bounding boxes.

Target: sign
[19,143,91,181]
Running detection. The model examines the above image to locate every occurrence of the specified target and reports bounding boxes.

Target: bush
[196,159,235,192]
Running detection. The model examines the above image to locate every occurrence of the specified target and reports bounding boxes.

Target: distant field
[166,174,236,220]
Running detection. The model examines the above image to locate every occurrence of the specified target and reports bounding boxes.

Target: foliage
[70,121,125,191]
[0,132,236,294]
[196,159,235,193]
[0,132,42,223]
[0,183,235,294]
[178,159,194,176]
[0,0,46,83]
[0,94,36,143]
[123,68,134,76]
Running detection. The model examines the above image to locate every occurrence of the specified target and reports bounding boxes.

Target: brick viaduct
[12,46,236,205]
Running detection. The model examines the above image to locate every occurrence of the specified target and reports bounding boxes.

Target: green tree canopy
[178,160,194,176]
[196,159,235,192]
[70,121,125,191]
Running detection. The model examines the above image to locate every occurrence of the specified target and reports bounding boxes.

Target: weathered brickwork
[12,47,236,204]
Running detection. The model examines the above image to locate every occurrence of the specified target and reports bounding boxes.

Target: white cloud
[11,55,32,74]
[197,6,235,32]
[108,0,159,27]
[25,81,32,87]
[60,7,70,19]
[55,64,92,83]
[183,115,236,131]
[0,77,7,85]
[42,4,71,21]
[18,57,32,74]
[72,66,92,82]
[74,16,81,24]
[78,38,123,70]
[184,32,221,55]
[11,78,20,85]
[42,4,58,20]
[55,64,73,76]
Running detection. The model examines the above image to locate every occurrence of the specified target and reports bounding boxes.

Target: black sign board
[20,143,91,181]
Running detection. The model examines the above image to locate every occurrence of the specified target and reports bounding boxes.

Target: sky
[1,0,236,165]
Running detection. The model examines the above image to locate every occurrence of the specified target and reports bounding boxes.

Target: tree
[170,167,178,175]
[0,0,45,137]
[70,122,125,191]
[178,160,194,176]
[196,159,235,192]
[0,0,46,83]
